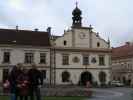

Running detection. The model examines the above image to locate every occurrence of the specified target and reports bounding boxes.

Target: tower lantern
[72,2,82,28]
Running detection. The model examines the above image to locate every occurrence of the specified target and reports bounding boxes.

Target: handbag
[3,80,10,89]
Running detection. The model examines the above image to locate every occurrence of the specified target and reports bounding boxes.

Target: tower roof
[72,3,82,16]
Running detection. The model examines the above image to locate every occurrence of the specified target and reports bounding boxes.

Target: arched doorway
[80,71,92,85]
[62,71,70,82]
[99,71,106,85]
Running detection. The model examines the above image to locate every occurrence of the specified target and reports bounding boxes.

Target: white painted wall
[55,51,111,85]
[92,32,109,48]
[55,30,72,47]
[55,52,110,69]
[54,28,109,49]
[74,29,90,48]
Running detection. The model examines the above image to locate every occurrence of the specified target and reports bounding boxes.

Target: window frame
[83,55,89,65]
[3,52,10,63]
[24,52,34,64]
[40,53,46,64]
[62,54,69,65]
[99,55,105,66]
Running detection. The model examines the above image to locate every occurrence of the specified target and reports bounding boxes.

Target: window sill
[39,63,47,65]
[83,64,90,66]
[62,64,69,66]
[99,65,105,66]
[2,62,10,64]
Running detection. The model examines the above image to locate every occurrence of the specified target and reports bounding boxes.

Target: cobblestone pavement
[87,87,133,100]
[0,86,133,100]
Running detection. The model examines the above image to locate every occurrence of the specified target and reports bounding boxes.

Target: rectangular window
[83,56,89,65]
[3,52,10,63]
[62,54,69,65]
[42,70,46,79]
[99,55,105,66]
[40,53,46,64]
[3,69,9,83]
[25,53,34,64]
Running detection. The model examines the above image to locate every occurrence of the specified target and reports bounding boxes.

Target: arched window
[62,71,70,82]
[97,42,100,47]
[63,40,67,46]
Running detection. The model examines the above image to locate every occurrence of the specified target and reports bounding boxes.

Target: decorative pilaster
[89,25,93,48]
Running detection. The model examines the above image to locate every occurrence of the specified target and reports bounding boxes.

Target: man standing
[9,63,23,100]
[28,64,43,100]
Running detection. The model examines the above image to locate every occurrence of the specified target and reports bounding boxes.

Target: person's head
[31,63,36,69]
[16,63,23,70]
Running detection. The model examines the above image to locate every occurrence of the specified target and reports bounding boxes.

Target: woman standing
[17,68,29,100]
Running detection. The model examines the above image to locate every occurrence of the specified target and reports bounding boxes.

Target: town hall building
[50,5,112,85]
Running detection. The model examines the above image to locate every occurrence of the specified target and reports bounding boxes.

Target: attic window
[97,42,100,47]
[64,40,67,46]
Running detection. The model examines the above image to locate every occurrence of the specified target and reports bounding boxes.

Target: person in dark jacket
[28,64,43,100]
[8,63,23,100]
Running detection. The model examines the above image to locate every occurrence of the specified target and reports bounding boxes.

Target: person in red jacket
[17,67,29,100]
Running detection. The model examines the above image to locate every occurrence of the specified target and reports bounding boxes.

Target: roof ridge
[0,28,47,33]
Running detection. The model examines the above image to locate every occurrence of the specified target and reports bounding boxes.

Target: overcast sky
[0,0,133,47]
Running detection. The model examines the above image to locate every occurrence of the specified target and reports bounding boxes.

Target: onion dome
[72,6,82,16]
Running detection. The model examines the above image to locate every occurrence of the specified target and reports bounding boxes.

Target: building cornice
[0,44,51,49]
[112,55,133,60]
[55,67,111,70]
[52,47,112,53]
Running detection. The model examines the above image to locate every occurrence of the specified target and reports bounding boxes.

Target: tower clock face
[79,32,86,39]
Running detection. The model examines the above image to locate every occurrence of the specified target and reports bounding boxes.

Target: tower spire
[108,36,110,48]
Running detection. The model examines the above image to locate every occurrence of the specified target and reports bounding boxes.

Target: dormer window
[64,40,67,46]
[97,42,100,47]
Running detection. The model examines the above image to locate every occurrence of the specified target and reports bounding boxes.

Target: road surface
[87,87,133,100]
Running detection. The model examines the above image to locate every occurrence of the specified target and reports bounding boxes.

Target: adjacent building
[0,28,51,84]
[111,42,133,86]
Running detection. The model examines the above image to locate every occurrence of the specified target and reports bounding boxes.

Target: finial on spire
[76,1,78,7]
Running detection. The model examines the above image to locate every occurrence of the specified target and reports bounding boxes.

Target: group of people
[5,63,43,100]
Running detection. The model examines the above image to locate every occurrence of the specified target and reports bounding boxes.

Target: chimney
[34,28,39,32]
[47,27,51,34]
[16,25,19,30]
[126,42,130,45]
[96,32,99,37]
[88,25,93,32]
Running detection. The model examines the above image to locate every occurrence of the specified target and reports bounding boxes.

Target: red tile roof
[112,43,133,60]
[0,29,50,46]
